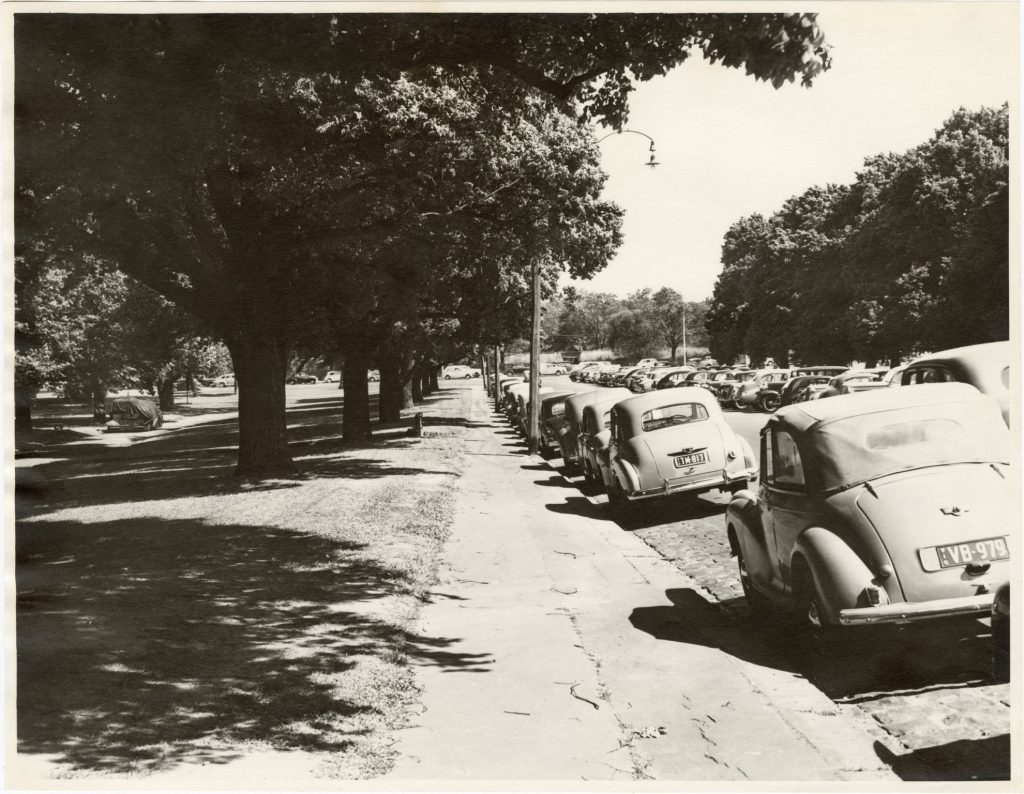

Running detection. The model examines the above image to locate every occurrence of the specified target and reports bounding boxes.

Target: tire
[758,392,781,412]
[736,546,769,617]
[732,398,747,411]
[605,477,627,512]
[444,374,451,379]
[464,374,471,379]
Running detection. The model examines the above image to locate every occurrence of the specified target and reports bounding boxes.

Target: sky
[564,1,1019,303]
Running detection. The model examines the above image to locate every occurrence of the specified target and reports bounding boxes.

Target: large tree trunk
[378,346,404,424]
[429,364,439,392]
[228,329,295,477]
[411,357,424,404]
[158,376,176,411]
[343,341,372,444]
[15,382,34,439]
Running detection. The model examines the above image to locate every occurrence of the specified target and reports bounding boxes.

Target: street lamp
[594,129,660,168]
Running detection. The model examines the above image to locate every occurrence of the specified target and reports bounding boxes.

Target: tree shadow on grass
[16,516,488,773]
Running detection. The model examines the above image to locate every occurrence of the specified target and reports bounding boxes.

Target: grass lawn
[14,384,473,782]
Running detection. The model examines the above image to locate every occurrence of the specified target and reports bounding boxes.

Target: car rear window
[551,403,566,417]
[641,403,709,432]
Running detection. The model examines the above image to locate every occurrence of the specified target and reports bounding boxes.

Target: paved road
[525,375,1012,781]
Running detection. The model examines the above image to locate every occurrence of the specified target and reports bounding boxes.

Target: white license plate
[934,537,1009,568]
[674,452,708,467]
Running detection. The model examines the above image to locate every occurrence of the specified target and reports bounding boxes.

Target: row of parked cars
[497,339,1011,678]
[570,342,1010,425]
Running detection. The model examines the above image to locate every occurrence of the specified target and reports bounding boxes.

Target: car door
[762,427,818,591]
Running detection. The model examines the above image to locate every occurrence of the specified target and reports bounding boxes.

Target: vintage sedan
[603,387,757,506]
[733,369,792,410]
[515,386,554,435]
[816,368,890,400]
[503,381,531,422]
[536,390,576,456]
[779,375,832,407]
[726,383,1011,632]
[902,340,1009,425]
[286,372,318,384]
[578,388,632,483]
[558,389,602,472]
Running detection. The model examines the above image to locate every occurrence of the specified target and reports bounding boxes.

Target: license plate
[934,537,1009,568]
[674,452,708,467]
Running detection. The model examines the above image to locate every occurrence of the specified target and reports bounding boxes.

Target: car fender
[793,527,877,623]
[737,434,757,471]
[726,494,772,583]
[615,456,641,493]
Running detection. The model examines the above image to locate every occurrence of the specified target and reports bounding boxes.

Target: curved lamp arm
[594,129,660,168]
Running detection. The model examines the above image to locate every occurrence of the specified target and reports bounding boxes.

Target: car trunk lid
[855,465,1010,602]
[641,421,727,484]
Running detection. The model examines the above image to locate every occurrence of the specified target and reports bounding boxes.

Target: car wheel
[464,374,471,379]
[444,374,451,379]
[736,546,769,617]
[732,398,747,411]
[758,392,781,412]
[605,478,627,512]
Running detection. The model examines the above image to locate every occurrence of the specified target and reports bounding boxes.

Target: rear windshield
[812,401,1009,490]
[551,403,566,417]
[641,403,710,432]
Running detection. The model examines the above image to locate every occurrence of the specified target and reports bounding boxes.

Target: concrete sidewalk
[386,386,897,784]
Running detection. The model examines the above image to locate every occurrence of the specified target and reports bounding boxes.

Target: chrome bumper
[627,468,756,501]
[839,593,994,625]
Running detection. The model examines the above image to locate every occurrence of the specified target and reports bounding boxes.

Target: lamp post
[526,128,659,456]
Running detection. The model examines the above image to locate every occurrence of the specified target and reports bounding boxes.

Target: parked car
[212,373,236,387]
[992,582,1010,683]
[323,371,341,383]
[603,387,757,507]
[902,341,1009,425]
[504,381,531,422]
[537,391,576,458]
[569,362,603,382]
[705,369,754,406]
[578,388,632,484]
[635,358,661,369]
[733,369,792,410]
[367,369,380,382]
[726,383,1011,633]
[539,361,569,376]
[653,366,700,390]
[778,375,832,407]
[443,365,482,379]
[815,368,890,400]
[286,372,318,384]
[515,387,554,436]
[558,389,603,473]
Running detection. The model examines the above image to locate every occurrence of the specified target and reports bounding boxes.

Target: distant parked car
[815,369,889,400]
[539,361,569,376]
[726,383,1011,633]
[367,369,380,382]
[603,387,757,508]
[212,373,236,388]
[733,369,792,410]
[653,367,698,390]
[779,375,832,407]
[515,387,554,436]
[443,365,482,379]
[286,373,318,384]
[902,341,1009,425]
[569,362,603,382]
[323,371,341,383]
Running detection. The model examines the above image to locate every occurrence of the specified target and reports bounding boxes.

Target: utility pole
[682,306,688,366]
[527,258,542,455]
[494,345,502,412]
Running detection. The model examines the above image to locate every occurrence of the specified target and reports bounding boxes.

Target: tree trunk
[14,382,34,439]
[229,330,296,477]
[429,365,439,392]
[342,341,372,444]
[378,346,404,424]
[411,358,424,404]
[158,376,176,411]
[670,344,678,365]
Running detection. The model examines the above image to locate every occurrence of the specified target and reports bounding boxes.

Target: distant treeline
[706,105,1009,367]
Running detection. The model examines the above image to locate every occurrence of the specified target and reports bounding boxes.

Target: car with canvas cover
[726,383,1011,631]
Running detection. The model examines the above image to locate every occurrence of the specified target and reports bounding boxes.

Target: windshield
[642,403,710,432]
[811,401,1009,491]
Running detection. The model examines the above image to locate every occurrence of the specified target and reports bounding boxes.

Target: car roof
[613,386,719,416]
[771,382,989,433]
[580,388,633,414]
[907,340,1009,372]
